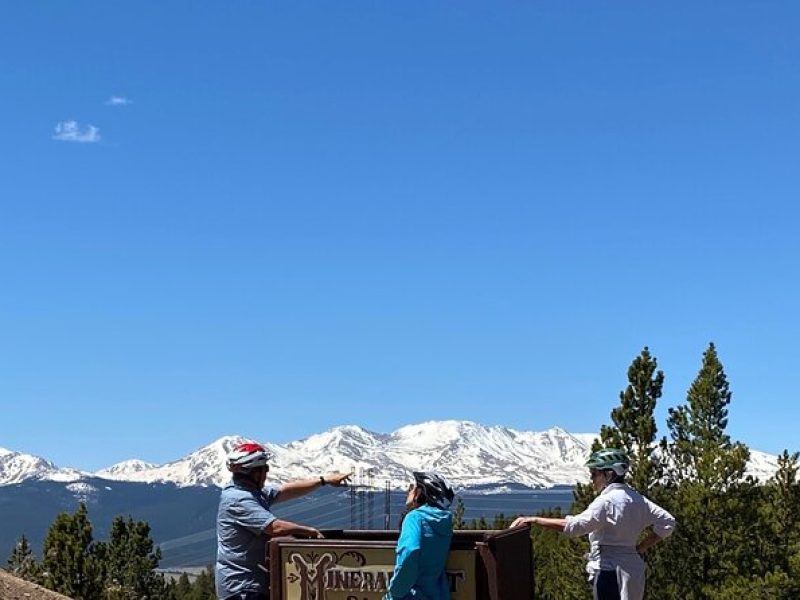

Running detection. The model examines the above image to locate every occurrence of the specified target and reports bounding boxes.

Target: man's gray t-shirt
[216,480,281,599]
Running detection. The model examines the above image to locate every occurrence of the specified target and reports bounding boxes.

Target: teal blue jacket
[386,505,453,600]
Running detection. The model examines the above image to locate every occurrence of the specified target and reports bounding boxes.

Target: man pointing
[216,441,351,600]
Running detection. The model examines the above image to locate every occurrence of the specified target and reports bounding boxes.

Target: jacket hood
[414,504,454,536]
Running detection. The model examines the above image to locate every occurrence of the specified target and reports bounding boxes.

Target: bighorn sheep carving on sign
[290,552,335,600]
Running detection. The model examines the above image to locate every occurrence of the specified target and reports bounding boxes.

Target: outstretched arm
[510,497,607,538]
[510,516,567,532]
[276,472,352,503]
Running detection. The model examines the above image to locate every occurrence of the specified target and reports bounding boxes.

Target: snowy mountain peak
[82,421,601,489]
[395,419,480,435]
[291,425,382,453]
[95,459,158,479]
[0,420,784,489]
[0,448,86,485]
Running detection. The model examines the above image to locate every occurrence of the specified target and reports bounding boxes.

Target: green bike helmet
[585,448,630,477]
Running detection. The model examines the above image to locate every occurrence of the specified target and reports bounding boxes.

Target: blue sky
[1,2,798,471]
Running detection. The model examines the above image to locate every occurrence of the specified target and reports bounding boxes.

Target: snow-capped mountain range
[0,447,86,486]
[0,421,782,490]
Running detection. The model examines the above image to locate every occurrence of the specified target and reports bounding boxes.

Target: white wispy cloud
[105,96,132,106]
[52,120,101,143]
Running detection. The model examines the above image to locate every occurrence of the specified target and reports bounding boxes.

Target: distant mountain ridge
[0,447,87,486]
[0,420,781,491]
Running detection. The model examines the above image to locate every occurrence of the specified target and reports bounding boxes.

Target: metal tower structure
[384,479,391,529]
[349,465,356,529]
[367,468,375,529]
[358,467,366,529]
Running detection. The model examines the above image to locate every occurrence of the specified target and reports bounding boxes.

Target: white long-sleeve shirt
[564,483,675,577]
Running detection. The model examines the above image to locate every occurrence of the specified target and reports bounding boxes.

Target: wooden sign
[277,545,476,600]
[268,528,534,600]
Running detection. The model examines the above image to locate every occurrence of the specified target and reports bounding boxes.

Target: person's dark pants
[593,570,621,600]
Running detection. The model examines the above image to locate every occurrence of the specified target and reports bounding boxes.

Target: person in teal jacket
[385,471,455,600]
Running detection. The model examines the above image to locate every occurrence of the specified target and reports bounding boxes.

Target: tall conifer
[99,515,167,599]
[7,534,40,582]
[651,343,753,599]
[599,346,664,491]
[666,342,748,488]
[41,503,103,599]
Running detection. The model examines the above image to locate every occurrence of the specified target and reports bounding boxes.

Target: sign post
[269,528,534,600]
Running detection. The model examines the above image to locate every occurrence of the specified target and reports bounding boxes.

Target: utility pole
[359,468,366,529]
[367,468,375,530]
[349,466,356,529]
[384,479,391,529]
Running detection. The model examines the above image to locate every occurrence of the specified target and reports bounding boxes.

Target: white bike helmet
[227,442,272,473]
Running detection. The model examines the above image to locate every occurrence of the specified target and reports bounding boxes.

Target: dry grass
[0,569,74,600]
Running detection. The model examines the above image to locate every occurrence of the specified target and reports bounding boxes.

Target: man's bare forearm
[266,519,322,538]
[276,472,351,503]
[276,478,325,503]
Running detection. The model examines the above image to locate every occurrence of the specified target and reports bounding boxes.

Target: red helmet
[227,442,272,473]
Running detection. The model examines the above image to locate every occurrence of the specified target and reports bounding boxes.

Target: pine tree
[473,516,489,530]
[706,570,795,600]
[649,343,754,599]
[599,346,664,492]
[452,498,466,530]
[171,573,193,599]
[41,502,103,599]
[767,450,800,574]
[491,513,512,529]
[7,534,40,582]
[99,515,167,599]
[666,343,749,489]
[190,566,216,600]
[723,449,800,599]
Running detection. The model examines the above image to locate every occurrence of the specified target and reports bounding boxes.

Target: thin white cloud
[105,96,132,106]
[52,120,101,143]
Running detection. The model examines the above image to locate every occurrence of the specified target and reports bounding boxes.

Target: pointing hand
[324,472,352,487]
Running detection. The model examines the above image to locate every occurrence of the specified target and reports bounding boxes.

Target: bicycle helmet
[585,448,630,477]
[412,471,455,509]
[227,442,272,473]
